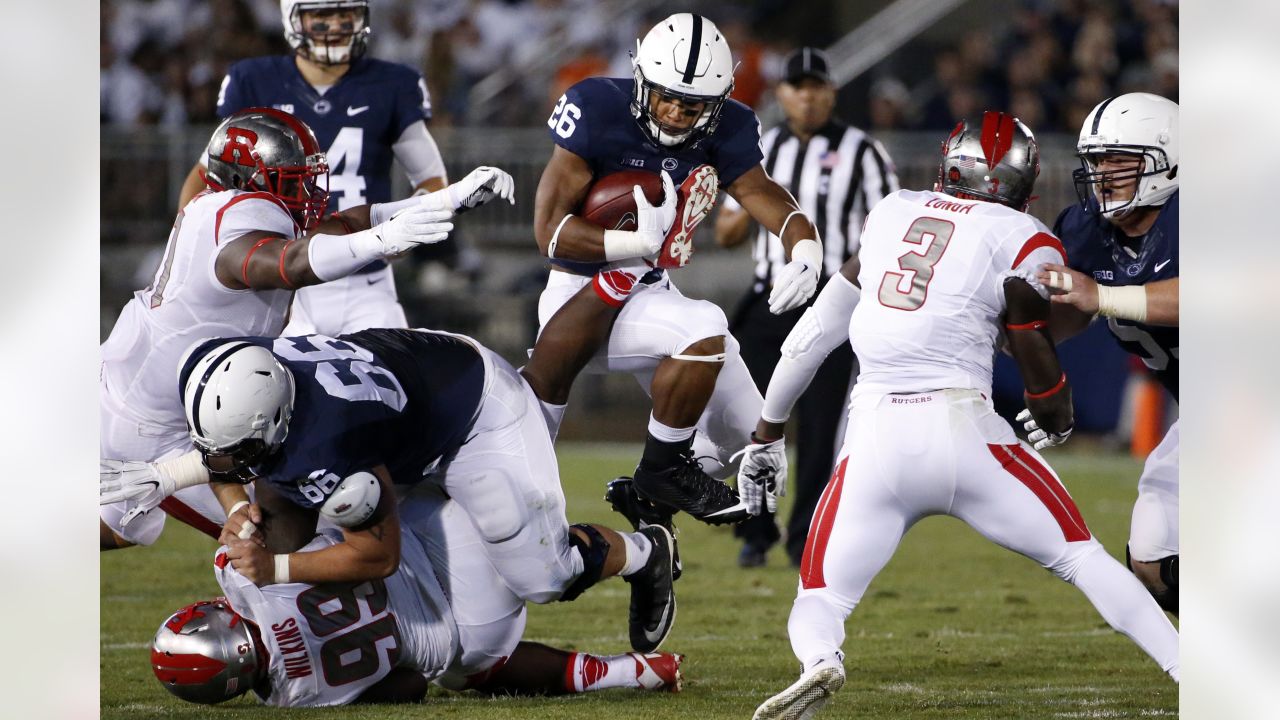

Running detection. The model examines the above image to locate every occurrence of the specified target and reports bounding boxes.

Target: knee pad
[558,523,610,602]
[464,473,527,544]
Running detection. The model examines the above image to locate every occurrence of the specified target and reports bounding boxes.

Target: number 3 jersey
[215,530,457,707]
[179,329,487,509]
[101,190,298,459]
[1053,192,1179,400]
[849,189,1067,396]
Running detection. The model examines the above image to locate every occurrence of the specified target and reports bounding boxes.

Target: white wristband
[307,229,383,281]
[227,500,249,517]
[155,450,210,491]
[603,229,657,261]
[369,197,419,226]
[548,214,573,259]
[789,238,823,270]
[1096,284,1148,322]
[274,554,291,584]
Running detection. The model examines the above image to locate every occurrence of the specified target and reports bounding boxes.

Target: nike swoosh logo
[1154,259,1172,272]
[141,480,159,492]
[347,105,370,116]
[366,274,383,284]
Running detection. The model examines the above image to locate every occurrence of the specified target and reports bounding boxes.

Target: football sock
[787,593,852,671]
[563,652,646,692]
[619,531,653,576]
[640,415,696,471]
[1070,547,1180,681]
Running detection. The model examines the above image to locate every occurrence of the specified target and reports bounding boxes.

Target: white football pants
[1129,420,1179,562]
[538,271,762,477]
[786,388,1180,680]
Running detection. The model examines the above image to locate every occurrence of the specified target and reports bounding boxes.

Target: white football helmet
[1074,93,1179,219]
[152,599,265,705]
[632,13,736,148]
[281,0,371,65]
[182,342,295,483]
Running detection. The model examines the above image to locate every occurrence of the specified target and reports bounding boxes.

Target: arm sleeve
[392,121,446,186]
[760,273,862,423]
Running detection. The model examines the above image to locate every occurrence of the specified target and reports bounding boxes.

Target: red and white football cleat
[655,165,719,269]
[633,651,684,692]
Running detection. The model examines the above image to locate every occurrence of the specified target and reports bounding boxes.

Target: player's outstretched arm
[1005,277,1074,447]
[1039,263,1178,327]
[727,165,823,313]
[737,257,862,513]
[214,206,454,291]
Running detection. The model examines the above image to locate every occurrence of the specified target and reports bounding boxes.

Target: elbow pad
[319,472,382,528]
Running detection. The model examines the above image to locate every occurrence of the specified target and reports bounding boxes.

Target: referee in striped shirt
[716,47,898,567]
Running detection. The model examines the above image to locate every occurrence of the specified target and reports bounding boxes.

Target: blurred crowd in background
[101,0,1177,133]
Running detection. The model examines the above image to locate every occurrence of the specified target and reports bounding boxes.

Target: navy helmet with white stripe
[181,341,295,483]
[631,13,736,148]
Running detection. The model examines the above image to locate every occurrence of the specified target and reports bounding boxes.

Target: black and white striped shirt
[732,120,898,291]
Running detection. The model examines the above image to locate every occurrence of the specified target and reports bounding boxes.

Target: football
[581,170,665,231]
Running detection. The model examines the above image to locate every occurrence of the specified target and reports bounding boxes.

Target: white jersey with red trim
[100,189,298,458]
[849,189,1065,396]
[215,530,458,708]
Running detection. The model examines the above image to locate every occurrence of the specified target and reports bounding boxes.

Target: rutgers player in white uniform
[739,114,1180,720]
[100,106,511,548]
[150,493,682,707]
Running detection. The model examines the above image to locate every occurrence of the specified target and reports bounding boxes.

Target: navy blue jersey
[547,77,764,274]
[1054,192,1179,399]
[217,55,431,212]
[181,329,484,510]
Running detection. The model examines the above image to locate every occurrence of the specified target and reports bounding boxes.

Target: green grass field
[101,442,1177,719]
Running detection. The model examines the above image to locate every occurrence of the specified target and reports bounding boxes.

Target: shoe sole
[632,525,677,653]
[752,666,845,720]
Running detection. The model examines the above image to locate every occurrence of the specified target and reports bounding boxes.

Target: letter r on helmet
[221,127,260,167]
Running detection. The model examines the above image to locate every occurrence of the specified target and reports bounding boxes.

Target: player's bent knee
[556,523,609,602]
[1045,540,1105,583]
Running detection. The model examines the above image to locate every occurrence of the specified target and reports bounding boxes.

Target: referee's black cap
[783,47,832,85]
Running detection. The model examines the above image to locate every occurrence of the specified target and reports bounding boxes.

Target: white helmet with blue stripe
[631,13,736,148]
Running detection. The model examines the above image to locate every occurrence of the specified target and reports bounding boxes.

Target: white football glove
[421,166,516,214]
[768,239,822,314]
[1016,408,1074,451]
[100,459,176,529]
[635,170,678,256]
[372,205,454,254]
[730,436,788,515]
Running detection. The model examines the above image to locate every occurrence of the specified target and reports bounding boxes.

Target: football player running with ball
[521,13,824,533]
[745,113,1179,720]
[1027,93,1180,615]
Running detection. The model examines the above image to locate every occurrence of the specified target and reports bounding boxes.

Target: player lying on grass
[151,491,682,707]
[740,112,1180,720]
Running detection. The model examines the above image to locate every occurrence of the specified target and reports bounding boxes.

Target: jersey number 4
[327,127,367,210]
[877,216,955,311]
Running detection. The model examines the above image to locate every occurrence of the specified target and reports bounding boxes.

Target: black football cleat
[606,477,682,580]
[625,524,677,653]
[631,451,750,526]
